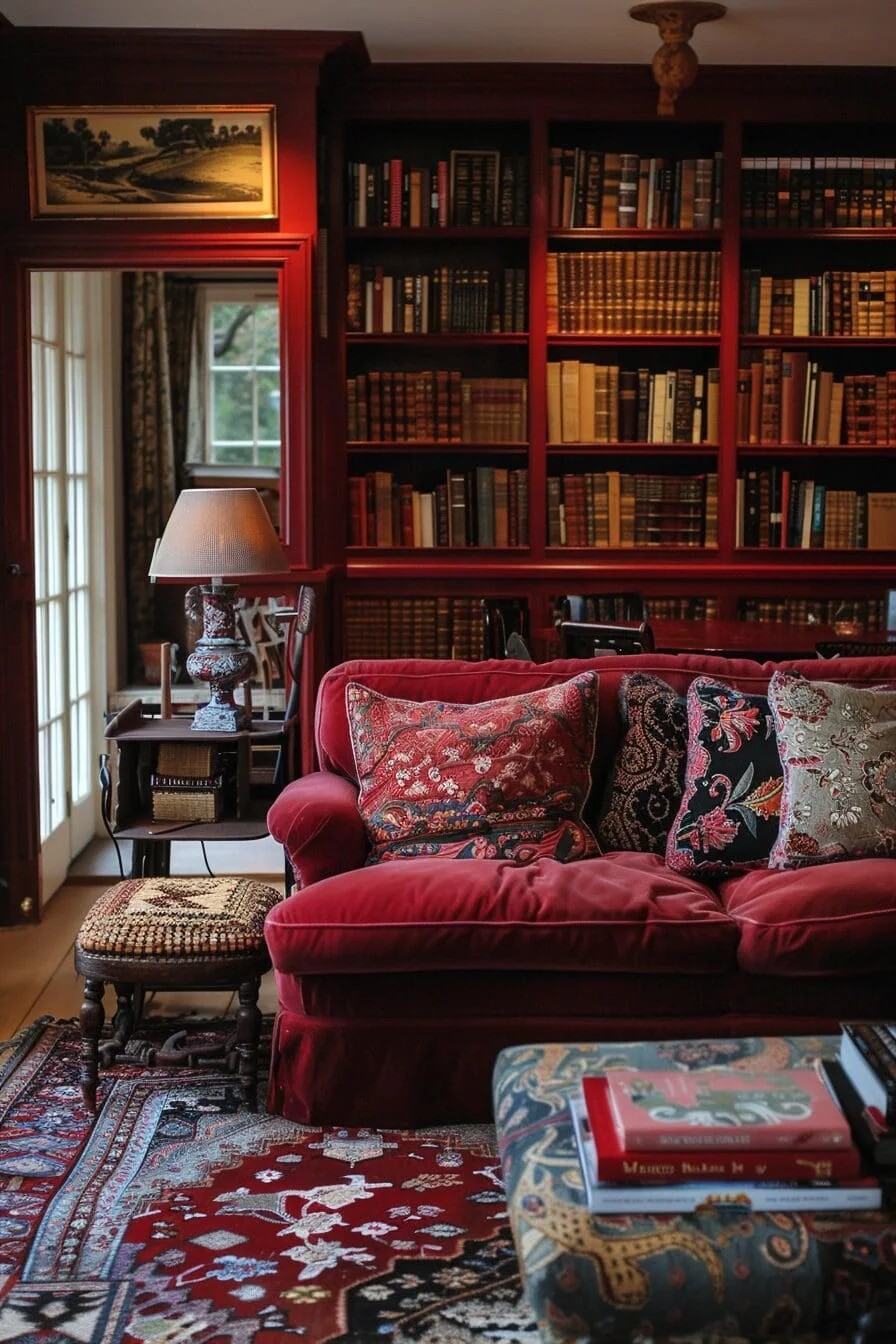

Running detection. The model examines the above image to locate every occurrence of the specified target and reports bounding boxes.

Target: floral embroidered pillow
[767,672,896,869]
[596,673,688,854]
[346,672,600,864]
[665,676,782,876]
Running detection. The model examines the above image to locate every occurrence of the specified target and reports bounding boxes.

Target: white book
[569,1097,881,1214]
[419,493,435,549]
[650,372,667,443]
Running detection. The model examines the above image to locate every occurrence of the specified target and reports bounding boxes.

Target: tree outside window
[205,285,280,468]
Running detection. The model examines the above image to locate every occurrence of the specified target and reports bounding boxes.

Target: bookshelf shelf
[547,442,718,455]
[346,333,530,345]
[548,228,722,241]
[546,334,721,346]
[345,227,531,240]
[324,71,896,657]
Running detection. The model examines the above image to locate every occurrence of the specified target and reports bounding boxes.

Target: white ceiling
[2,0,896,66]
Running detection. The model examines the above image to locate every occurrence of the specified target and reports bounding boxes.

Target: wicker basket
[151,780,223,823]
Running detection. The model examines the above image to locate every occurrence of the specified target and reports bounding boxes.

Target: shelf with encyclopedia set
[321,69,896,658]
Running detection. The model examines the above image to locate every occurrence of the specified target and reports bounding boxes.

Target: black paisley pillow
[665,676,782,877]
[596,673,688,853]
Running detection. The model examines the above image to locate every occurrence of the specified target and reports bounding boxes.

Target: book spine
[842,1024,896,1123]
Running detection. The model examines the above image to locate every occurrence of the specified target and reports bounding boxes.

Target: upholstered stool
[74,875,281,1113]
[494,1038,896,1342]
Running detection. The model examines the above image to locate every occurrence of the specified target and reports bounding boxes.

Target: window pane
[213,369,253,441]
[213,303,254,366]
[254,303,280,366]
[66,356,87,474]
[257,373,281,441]
[204,288,281,467]
[31,345,45,473]
[71,696,91,803]
[43,345,61,473]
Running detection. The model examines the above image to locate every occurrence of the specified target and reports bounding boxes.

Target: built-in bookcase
[323,69,896,659]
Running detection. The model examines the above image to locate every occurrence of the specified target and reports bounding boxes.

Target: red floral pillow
[665,676,782,877]
[346,673,600,864]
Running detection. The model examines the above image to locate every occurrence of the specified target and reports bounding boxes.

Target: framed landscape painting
[28,106,278,218]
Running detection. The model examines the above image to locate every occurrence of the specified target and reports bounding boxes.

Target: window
[203,284,280,467]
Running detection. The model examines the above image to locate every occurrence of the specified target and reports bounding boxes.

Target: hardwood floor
[0,875,283,1043]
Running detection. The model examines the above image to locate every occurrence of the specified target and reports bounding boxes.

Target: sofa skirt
[266,965,896,1125]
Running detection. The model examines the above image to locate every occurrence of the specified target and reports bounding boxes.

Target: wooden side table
[101,699,288,878]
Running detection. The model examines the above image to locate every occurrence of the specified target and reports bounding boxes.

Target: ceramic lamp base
[185,584,254,733]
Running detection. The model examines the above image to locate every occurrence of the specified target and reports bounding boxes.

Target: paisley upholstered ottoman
[493,1038,896,1343]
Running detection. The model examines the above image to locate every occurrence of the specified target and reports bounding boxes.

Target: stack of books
[822,1023,896,1199]
[570,1064,882,1213]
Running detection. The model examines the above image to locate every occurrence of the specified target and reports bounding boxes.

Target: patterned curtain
[122,272,197,680]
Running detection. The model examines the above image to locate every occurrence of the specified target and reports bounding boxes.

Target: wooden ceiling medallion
[629,2,727,116]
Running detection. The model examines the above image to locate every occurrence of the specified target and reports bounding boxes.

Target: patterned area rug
[0,1016,538,1343]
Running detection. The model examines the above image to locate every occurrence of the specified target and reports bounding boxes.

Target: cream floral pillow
[767,672,896,869]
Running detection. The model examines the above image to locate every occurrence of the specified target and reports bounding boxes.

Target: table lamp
[149,488,287,732]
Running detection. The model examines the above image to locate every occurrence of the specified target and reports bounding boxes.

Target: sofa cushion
[263,850,738,976]
[666,676,782,877]
[596,672,688,854]
[345,672,600,863]
[767,671,896,869]
[720,859,896,976]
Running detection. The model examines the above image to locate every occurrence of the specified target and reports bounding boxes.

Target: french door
[30,270,115,903]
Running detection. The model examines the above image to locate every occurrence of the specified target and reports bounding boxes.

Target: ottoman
[493,1038,896,1343]
[74,875,282,1113]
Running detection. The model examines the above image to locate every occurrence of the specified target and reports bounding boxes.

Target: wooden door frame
[0,235,312,925]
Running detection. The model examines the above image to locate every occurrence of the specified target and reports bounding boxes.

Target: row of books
[737,595,887,629]
[734,350,875,447]
[740,155,896,229]
[740,269,896,337]
[345,264,527,335]
[570,1042,889,1214]
[552,592,719,624]
[347,466,529,549]
[546,249,721,335]
[547,470,718,550]
[343,595,487,661]
[345,371,528,444]
[547,361,719,446]
[736,474,896,550]
[345,151,529,228]
[547,148,724,231]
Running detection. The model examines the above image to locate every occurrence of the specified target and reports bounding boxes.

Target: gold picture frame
[28,105,278,219]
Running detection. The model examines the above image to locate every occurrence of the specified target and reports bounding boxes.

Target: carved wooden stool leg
[99,981,138,1066]
[79,977,106,1113]
[236,978,262,1111]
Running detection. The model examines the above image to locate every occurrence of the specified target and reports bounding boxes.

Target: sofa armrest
[267,772,368,888]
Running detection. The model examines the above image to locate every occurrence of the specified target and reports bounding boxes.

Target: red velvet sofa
[264,652,896,1126]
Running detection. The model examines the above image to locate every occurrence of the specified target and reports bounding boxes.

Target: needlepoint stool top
[76,876,281,957]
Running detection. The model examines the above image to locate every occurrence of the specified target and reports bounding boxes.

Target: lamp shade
[148,488,286,581]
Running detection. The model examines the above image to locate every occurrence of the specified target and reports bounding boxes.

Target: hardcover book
[581,1075,862,1183]
[569,1096,879,1214]
[840,1023,896,1125]
[603,1067,853,1149]
[823,1058,896,1170]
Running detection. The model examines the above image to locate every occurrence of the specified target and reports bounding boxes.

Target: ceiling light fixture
[629,2,727,117]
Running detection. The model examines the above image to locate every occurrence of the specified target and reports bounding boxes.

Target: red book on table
[594,1065,854,1152]
[581,1075,862,1182]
